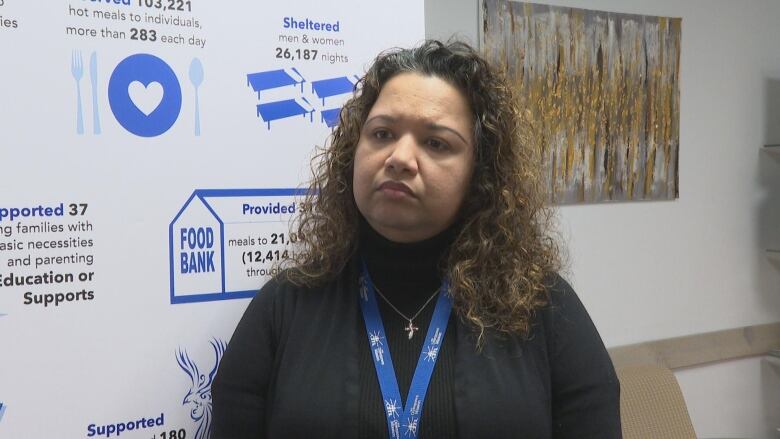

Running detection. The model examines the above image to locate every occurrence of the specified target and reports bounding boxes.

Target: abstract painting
[481,1,681,203]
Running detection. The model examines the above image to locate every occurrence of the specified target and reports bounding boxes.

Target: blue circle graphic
[108,54,182,137]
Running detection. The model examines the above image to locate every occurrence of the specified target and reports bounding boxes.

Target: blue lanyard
[358,263,453,439]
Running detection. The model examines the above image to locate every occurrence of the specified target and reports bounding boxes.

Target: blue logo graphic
[246,68,357,129]
[169,188,305,304]
[177,339,227,439]
[0,402,6,423]
[109,54,182,137]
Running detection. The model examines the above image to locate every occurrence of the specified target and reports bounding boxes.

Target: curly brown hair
[283,40,562,341]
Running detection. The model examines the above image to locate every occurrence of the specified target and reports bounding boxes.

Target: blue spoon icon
[189,58,204,136]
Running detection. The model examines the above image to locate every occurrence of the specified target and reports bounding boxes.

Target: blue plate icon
[108,54,182,137]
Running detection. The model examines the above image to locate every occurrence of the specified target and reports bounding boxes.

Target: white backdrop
[0,1,423,437]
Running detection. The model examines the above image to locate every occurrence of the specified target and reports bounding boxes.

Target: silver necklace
[373,285,440,340]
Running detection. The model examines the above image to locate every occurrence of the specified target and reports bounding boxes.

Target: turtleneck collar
[358,217,456,308]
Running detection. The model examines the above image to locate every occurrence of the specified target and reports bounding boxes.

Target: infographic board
[0,1,423,437]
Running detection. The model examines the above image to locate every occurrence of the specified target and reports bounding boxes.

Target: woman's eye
[427,138,449,151]
[373,129,393,140]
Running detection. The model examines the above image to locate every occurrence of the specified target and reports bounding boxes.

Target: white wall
[425,0,780,437]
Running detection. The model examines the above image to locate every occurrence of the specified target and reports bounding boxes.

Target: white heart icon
[128,81,164,116]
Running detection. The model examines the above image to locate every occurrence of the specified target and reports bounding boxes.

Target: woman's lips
[378,181,414,199]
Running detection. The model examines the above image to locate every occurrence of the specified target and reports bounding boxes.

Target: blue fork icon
[71,50,84,134]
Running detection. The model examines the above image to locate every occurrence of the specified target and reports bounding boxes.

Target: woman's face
[353,72,475,243]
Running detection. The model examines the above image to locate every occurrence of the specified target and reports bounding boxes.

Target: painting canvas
[481,1,681,204]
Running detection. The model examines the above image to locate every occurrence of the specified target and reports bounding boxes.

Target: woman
[211,40,621,438]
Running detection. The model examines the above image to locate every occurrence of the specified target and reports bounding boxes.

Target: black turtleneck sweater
[358,222,458,438]
[211,225,622,439]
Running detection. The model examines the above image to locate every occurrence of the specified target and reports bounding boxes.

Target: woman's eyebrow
[364,114,397,126]
[365,114,469,145]
[426,123,469,145]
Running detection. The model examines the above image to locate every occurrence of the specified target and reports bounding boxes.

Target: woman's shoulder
[536,272,611,359]
[540,272,585,316]
[245,266,356,317]
[247,269,320,310]
[532,273,597,341]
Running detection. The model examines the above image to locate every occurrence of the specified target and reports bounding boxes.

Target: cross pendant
[405,320,419,339]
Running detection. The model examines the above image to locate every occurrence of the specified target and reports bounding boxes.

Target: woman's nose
[384,134,419,176]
